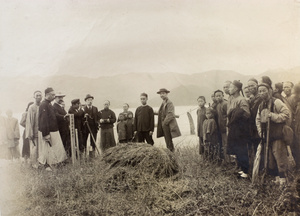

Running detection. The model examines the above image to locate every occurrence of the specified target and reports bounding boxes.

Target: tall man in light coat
[157,88,181,152]
[26,90,42,168]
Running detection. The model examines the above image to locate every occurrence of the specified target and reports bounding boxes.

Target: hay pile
[100,143,180,191]
[101,143,179,178]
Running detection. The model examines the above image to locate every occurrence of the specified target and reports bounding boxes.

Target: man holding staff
[256,83,290,186]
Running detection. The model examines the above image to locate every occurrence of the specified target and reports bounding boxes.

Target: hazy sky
[1,0,300,77]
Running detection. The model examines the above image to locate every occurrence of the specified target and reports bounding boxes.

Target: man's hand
[106,119,110,123]
[149,131,153,136]
[100,119,104,123]
[134,131,137,136]
[43,135,50,141]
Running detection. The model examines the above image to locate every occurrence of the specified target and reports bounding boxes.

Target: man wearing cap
[53,92,70,156]
[68,99,85,154]
[157,88,181,152]
[38,87,67,170]
[83,94,99,157]
[134,93,155,145]
[227,80,250,178]
[25,90,42,168]
[256,83,290,185]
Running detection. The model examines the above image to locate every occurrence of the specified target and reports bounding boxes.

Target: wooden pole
[69,114,76,165]
[187,112,195,135]
[75,129,80,163]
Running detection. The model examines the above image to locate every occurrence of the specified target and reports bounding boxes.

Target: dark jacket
[197,107,207,137]
[53,103,69,134]
[38,99,59,137]
[99,109,116,129]
[227,107,250,155]
[249,94,263,140]
[134,105,154,132]
[157,99,181,138]
[83,105,99,128]
[68,106,84,132]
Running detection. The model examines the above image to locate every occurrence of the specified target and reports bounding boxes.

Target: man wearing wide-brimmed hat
[156,88,181,152]
[53,92,70,156]
[82,94,99,158]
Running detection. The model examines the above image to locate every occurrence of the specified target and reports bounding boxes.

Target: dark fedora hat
[85,94,94,101]
[71,99,80,105]
[157,88,170,94]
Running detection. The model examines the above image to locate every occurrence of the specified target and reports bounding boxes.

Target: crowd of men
[0,87,181,172]
[0,76,299,186]
[197,77,300,186]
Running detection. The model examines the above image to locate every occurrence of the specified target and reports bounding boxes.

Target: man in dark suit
[156,88,181,152]
[83,94,99,158]
[68,99,85,154]
[53,92,70,156]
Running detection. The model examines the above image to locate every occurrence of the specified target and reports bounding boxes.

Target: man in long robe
[38,87,67,170]
[26,91,42,168]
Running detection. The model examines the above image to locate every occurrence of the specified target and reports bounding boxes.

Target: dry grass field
[0,137,299,216]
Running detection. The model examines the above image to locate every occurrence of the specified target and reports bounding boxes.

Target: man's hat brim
[157,89,170,94]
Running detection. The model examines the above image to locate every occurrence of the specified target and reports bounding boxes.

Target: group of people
[197,77,300,185]
[0,87,182,171]
[1,76,299,185]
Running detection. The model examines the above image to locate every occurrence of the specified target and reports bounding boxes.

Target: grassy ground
[0,139,299,216]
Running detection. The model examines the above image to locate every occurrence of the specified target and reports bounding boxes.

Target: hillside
[0,68,299,113]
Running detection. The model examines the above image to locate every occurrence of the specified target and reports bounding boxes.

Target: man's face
[34,92,42,103]
[244,88,251,98]
[55,96,64,104]
[258,86,269,101]
[86,98,93,106]
[160,92,168,100]
[140,96,147,105]
[223,82,231,95]
[74,103,80,110]
[123,104,129,112]
[205,111,213,119]
[229,84,237,95]
[247,81,258,95]
[283,82,293,96]
[119,115,125,121]
[214,92,223,103]
[197,98,205,107]
[48,91,56,101]
[104,101,110,109]
[211,94,217,103]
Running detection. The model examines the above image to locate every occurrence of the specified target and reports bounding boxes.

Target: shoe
[279,178,286,186]
[45,167,52,172]
[240,173,248,178]
[238,171,244,174]
[272,176,280,185]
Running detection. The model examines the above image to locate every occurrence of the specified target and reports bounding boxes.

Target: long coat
[157,99,181,138]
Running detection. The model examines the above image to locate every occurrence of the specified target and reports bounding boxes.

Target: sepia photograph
[1,0,300,215]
